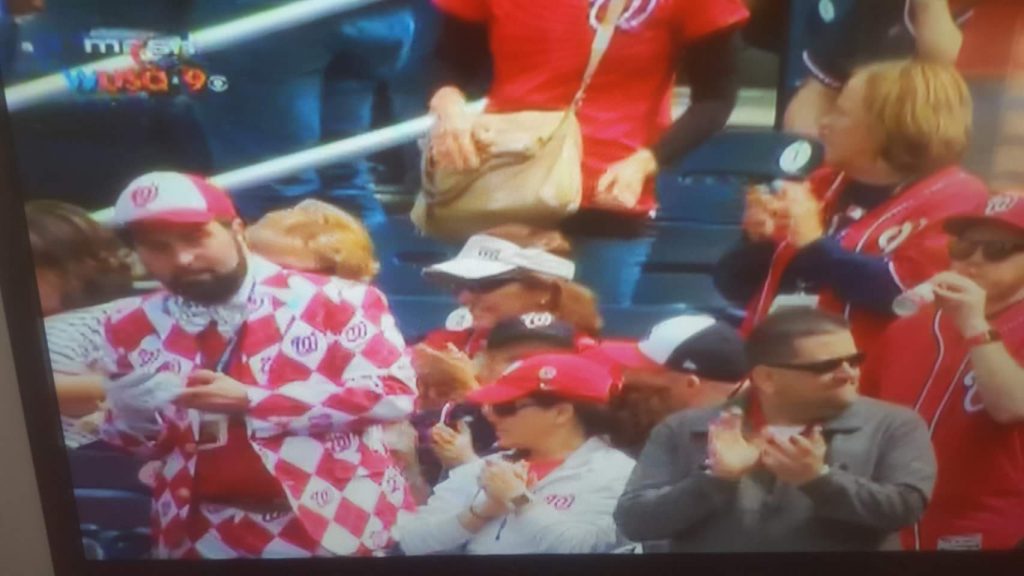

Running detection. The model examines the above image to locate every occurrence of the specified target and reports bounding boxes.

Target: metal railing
[4,0,386,112]
[90,99,487,224]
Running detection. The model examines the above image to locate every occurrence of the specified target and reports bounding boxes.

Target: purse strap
[571,0,630,109]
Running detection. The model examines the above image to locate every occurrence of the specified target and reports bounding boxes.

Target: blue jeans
[568,233,655,307]
[187,2,414,226]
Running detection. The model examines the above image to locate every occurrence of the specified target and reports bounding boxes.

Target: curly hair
[26,200,134,311]
[247,199,379,282]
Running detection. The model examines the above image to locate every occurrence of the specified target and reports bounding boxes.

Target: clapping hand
[431,420,479,469]
[475,459,529,518]
[761,426,828,486]
[411,344,479,409]
[707,407,761,480]
[775,181,825,248]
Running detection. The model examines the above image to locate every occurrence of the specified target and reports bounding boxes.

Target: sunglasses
[948,237,1024,263]
[489,399,543,418]
[768,352,866,375]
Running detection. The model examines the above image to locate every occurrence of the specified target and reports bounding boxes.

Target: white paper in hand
[105,372,185,437]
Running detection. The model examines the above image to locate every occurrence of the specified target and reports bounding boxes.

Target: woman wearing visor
[412,225,602,409]
[395,354,634,555]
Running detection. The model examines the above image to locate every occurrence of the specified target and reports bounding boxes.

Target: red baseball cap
[113,172,237,228]
[945,193,1024,235]
[466,353,621,406]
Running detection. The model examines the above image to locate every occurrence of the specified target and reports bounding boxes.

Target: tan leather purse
[411,0,628,241]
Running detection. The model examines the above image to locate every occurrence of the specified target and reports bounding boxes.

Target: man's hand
[707,407,761,480]
[431,420,479,469]
[478,459,529,516]
[775,181,825,248]
[175,370,250,414]
[761,426,828,486]
[411,344,479,409]
[593,148,658,211]
[931,271,991,338]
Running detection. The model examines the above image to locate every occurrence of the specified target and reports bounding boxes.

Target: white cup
[893,282,936,317]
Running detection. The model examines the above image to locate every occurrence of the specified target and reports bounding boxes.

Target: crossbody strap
[571,0,630,109]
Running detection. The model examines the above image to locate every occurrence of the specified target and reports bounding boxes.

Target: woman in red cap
[395,354,634,555]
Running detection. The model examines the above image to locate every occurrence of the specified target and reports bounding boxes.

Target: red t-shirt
[433,0,749,216]
[863,300,1024,551]
[957,1,1024,78]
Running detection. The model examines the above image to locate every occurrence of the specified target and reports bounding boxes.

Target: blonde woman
[247,198,379,282]
[716,60,988,357]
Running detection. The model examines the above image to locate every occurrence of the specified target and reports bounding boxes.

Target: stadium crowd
[9,0,1024,560]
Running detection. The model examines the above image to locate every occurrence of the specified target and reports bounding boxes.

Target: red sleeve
[672,0,749,43]
[433,0,489,22]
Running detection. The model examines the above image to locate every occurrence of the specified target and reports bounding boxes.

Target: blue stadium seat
[373,216,458,297]
[389,295,460,343]
[98,528,152,560]
[646,222,743,268]
[68,445,149,494]
[75,489,151,532]
[656,129,824,223]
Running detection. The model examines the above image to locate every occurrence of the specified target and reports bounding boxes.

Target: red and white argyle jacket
[98,257,418,558]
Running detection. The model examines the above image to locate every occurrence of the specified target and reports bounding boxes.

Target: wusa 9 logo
[63,31,227,96]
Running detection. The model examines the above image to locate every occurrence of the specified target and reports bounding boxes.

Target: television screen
[1,0,1022,575]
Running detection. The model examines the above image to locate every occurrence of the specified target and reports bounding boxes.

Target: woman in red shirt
[715,60,987,356]
[426,0,749,305]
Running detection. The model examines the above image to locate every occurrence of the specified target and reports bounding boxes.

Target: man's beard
[166,238,249,305]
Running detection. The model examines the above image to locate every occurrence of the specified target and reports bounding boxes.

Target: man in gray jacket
[614,308,937,552]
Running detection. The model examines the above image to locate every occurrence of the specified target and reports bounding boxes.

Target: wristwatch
[509,491,535,512]
[966,328,1002,348]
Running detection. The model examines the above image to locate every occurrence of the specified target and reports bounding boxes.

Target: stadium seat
[74,488,151,532]
[68,445,149,494]
[655,128,824,223]
[373,216,458,298]
[389,295,460,343]
[98,528,152,560]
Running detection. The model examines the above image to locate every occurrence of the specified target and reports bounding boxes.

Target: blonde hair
[483,224,603,336]
[856,60,972,177]
[247,199,379,281]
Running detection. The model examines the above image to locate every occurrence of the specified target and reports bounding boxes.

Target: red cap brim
[466,383,531,405]
[584,341,662,372]
[123,209,220,228]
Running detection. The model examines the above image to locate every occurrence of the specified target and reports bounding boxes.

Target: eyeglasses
[948,237,1024,263]
[768,352,866,375]
[488,400,542,418]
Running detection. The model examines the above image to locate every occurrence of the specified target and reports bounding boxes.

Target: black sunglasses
[768,352,866,375]
[949,237,1024,263]
[489,399,543,418]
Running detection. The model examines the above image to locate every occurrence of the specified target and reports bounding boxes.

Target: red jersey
[433,0,749,216]
[742,166,987,356]
[863,300,1024,550]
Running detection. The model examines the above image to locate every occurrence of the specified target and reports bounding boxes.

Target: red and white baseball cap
[466,353,621,406]
[113,172,237,228]
[945,193,1024,235]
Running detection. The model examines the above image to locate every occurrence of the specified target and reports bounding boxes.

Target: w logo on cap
[986,195,1019,215]
[522,312,554,329]
[130,184,159,208]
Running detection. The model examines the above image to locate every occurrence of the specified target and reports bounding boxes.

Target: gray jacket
[614,396,937,552]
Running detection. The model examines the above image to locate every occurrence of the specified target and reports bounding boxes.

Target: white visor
[425,234,575,282]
